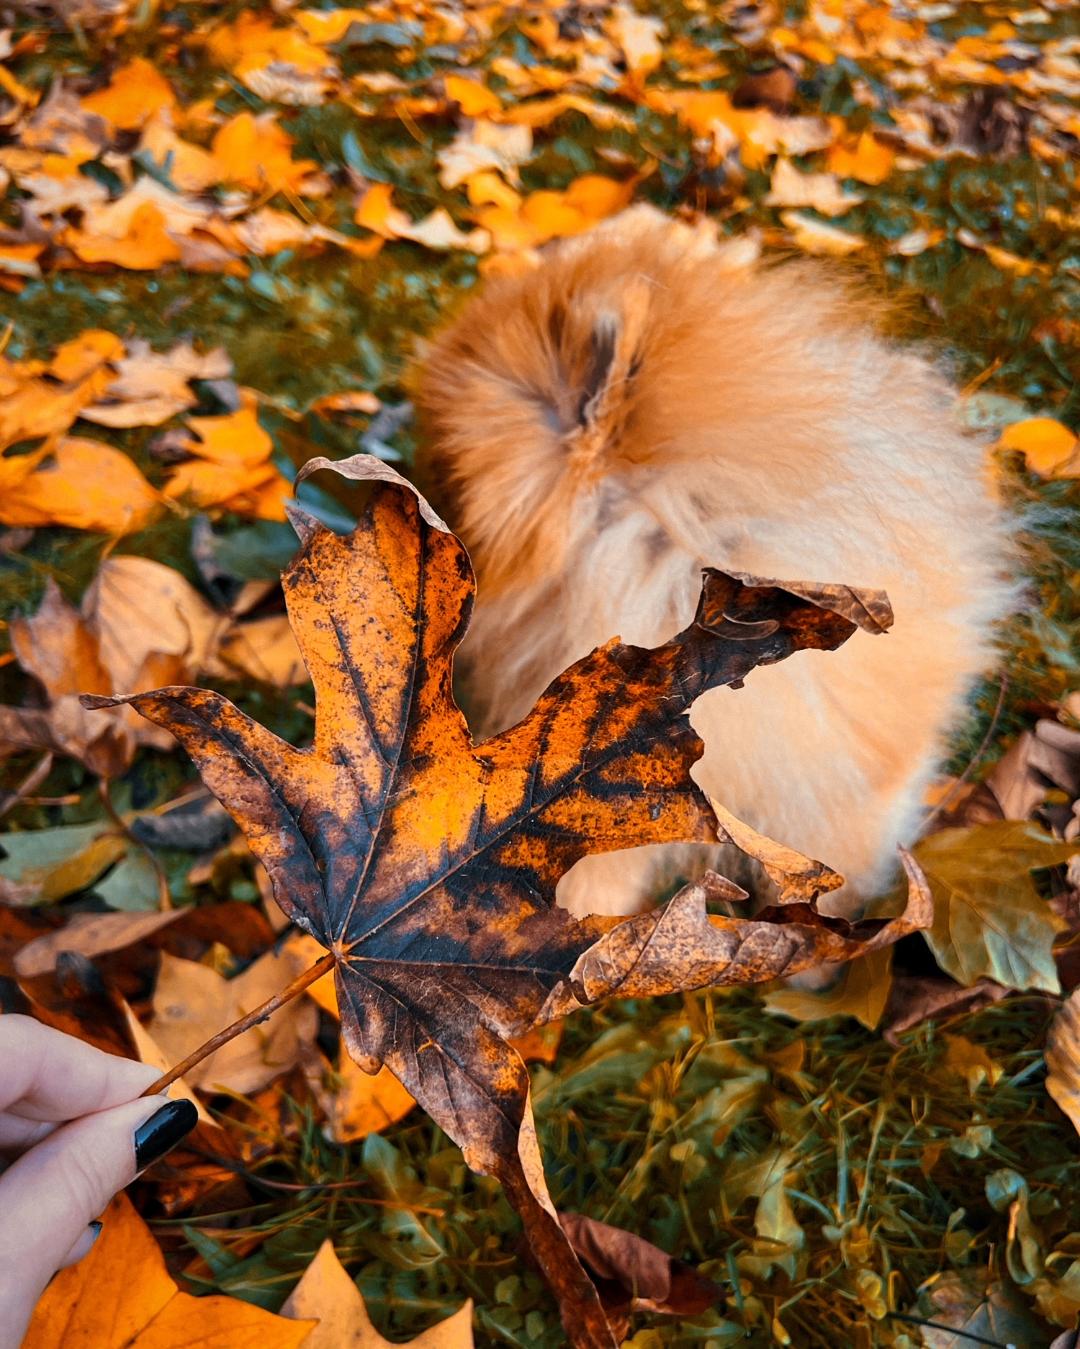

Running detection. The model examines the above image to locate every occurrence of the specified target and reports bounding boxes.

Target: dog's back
[411,207,1015,916]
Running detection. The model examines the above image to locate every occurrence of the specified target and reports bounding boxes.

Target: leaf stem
[140,952,336,1097]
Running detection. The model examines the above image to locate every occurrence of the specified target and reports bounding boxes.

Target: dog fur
[410,207,1016,918]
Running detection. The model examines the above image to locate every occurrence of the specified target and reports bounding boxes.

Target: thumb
[0,1095,196,1348]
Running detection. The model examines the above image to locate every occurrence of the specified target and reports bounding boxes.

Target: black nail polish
[134,1099,197,1170]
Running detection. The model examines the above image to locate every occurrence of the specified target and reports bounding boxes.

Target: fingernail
[134,1099,197,1170]
[88,1220,103,1244]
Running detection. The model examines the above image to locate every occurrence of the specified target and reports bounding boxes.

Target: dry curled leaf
[88,457,926,1347]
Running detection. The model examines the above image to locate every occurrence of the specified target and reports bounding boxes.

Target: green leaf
[0,822,127,906]
[914,821,1076,993]
[763,947,892,1030]
[93,849,162,911]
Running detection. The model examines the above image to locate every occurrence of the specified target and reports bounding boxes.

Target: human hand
[0,1015,197,1349]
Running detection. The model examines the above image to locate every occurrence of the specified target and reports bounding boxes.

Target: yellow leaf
[999,417,1080,479]
[765,157,862,216]
[0,437,160,533]
[182,399,274,467]
[304,1049,418,1142]
[445,73,502,118]
[211,112,319,194]
[22,1193,314,1349]
[827,131,895,184]
[63,201,183,269]
[208,13,335,103]
[780,210,866,256]
[138,113,222,193]
[282,1239,473,1347]
[80,59,176,131]
[48,329,124,383]
[354,181,412,237]
[1046,988,1080,1138]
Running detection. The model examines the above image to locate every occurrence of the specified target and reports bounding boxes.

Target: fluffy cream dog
[411,207,1015,917]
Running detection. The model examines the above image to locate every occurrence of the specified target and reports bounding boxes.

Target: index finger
[0,1016,160,1122]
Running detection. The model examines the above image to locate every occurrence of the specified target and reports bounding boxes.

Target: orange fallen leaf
[211,112,321,195]
[827,130,896,184]
[80,58,176,131]
[445,73,502,118]
[780,210,866,256]
[63,200,183,269]
[163,397,291,520]
[21,1192,314,1349]
[207,12,336,105]
[0,437,160,533]
[999,417,1080,479]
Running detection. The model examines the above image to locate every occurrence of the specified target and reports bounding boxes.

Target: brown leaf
[732,67,798,113]
[560,1212,722,1316]
[147,949,318,1095]
[89,459,915,1348]
[13,908,181,976]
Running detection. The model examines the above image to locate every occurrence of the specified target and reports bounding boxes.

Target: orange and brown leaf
[86,459,925,1347]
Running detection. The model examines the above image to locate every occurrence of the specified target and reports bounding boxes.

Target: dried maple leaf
[21,1192,314,1349]
[89,459,928,1347]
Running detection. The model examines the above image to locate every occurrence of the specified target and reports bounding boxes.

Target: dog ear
[566,280,651,472]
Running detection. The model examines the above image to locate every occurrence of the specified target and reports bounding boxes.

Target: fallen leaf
[780,211,866,256]
[147,948,318,1094]
[22,1192,314,1348]
[80,59,175,130]
[827,130,896,183]
[999,417,1080,479]
[91,456,927,1346]
[444,74,502,119]
[163,396,291,520]
[81,338,232,428]
[0,438,159,533]
[764,947,892,1030]
[984,719,1080,836]
[121,998,212,1124]
[911,1269,1051,1349]
[0,819,126,905]
[14,908,181,975]
[765,158,863,215]
[281,1238,473,1346]
[915,821,1076,992]
[1047,987,1080,1136]
[560,1212,721,1317]
[207,12,336,105]
[303,1048,417,1142]
[211,111,321,195]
